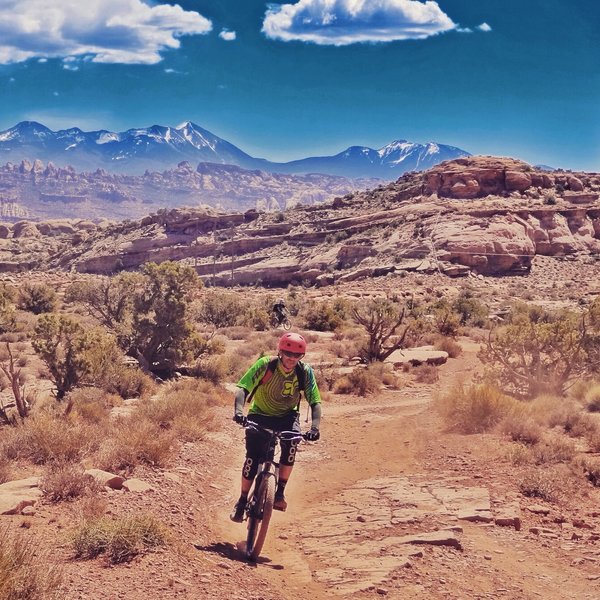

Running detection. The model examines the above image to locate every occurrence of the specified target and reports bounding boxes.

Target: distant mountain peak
[0,119,470,178]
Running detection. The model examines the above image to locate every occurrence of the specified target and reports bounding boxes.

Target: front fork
[247,462,278,520]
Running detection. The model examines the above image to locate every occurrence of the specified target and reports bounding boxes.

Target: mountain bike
[242,423,304,561]
[270,313,292,331]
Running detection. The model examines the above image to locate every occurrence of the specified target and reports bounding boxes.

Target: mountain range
[0,121,470,179]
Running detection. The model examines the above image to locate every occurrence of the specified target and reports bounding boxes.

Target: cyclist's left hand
[305,427,320,441]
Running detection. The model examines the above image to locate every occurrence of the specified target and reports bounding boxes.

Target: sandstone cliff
[0,157,598,284]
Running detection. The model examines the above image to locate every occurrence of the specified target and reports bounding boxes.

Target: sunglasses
[280,350,304,359]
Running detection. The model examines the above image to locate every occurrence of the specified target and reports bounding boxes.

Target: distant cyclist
[271,297,288,326]
[230,332,322,522]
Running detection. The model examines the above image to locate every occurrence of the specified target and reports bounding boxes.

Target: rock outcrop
[0,156,598,282]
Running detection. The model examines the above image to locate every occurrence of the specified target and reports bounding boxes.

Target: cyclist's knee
[280,440,299,466]
[242,456,259,481]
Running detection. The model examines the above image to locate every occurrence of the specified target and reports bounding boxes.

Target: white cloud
[219,29,237,41]
[0,0,212,65]
[477,22,492,32]
[262,0,456,45]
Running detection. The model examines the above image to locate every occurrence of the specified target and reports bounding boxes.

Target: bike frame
[244,424,303,561]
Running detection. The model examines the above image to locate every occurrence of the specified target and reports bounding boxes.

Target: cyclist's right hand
[233,413,247,427]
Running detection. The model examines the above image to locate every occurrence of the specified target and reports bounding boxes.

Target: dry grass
[332,365,382,396]
[413,364,439,384]
[40,462,101,503]
[0,529,63,599]
[433,336,462,358]
[436,382,518,434]
[71,514,167,564]
[141,378,226,441]
[531,433,577,465]
[94,419,175,473]
[0,410,103,465]
[0,454,10,484]
[499,413,543,445]
[518,465,575,503]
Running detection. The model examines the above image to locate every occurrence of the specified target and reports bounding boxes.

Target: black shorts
[245,412,301,467]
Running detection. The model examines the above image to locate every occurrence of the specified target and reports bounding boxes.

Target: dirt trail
[207,348,600,600]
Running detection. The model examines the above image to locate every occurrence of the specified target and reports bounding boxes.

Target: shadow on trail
[193,541,284,570]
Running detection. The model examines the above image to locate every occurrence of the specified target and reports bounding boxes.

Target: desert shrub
[140,379,224,441]
[220,326,252,340]
[0,410,101,464]
[333,366,381,396]
[352,298,412,362]
[431,302,461,337]
[302,300,344,332]
[452,290,488,327]
[436,382,517,434]
[413,364,439,384]
[546,403,597,437]
[67,388,125,424]
[32,314,94,400]
[191,354,232,383]
[0,455,10,483]
[518,466,573,503]
[71,514,167,564]
[0,529,62,599]
[505,442,534,466]
[499,414,543,445]
[570,379,594,401]
[585,384,600,412]
[41,462,100,503]
[196,290,246,329]
[18,282,57,314]
[95,418,175,473]
[531,434,576,465]
[581,457,600,487]
[479,302,600,398]
[433,336,462,358]
[239,305,271,331]
[105,365,156,399]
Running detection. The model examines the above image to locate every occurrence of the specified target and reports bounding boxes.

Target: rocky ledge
[0,157,598,283]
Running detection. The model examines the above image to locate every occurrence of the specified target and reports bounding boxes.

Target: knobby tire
[246,474,275,561]
[281,318,292,331]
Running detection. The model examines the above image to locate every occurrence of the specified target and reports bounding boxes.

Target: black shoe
[230,500,246,523]
[273,494,287,512]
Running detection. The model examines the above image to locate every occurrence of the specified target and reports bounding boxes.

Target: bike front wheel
[281,317,291,331]
[246,473,275,561]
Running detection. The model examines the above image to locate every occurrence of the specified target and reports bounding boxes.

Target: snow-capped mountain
[274,139,470,178]
[0,121,469,178]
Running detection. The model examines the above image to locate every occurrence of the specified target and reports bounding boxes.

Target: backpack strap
[245,358,278,404]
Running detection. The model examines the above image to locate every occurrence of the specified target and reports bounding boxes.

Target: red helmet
[278,332,306,354]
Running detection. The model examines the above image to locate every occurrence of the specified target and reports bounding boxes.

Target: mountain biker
[230,332,322,522]
[271,297,288,326]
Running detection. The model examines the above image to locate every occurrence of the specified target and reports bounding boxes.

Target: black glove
[233,413,247,427]
[305,427,320,441]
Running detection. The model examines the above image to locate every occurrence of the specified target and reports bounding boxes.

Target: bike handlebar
[244,421,307,441]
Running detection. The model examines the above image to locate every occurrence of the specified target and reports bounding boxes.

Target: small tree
[479,301,600,398]
[32,314,93,400]
[131,262,204,374]
[351,298,411,363]
[0,342,30,420]
[18,282,58,314]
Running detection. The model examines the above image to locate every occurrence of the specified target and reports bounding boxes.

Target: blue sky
[0,0,598,170]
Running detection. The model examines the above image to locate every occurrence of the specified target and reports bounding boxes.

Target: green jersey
[237,356,321,417]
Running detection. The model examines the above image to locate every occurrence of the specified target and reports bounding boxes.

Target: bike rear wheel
[246,473,275,561]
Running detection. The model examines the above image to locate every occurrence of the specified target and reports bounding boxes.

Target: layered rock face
[0,157,598,283]
[0,160,379,221]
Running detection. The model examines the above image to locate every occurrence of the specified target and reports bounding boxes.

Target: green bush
[18,282,58,314]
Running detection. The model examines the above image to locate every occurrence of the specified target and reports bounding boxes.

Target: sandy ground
[4,338,600,599]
